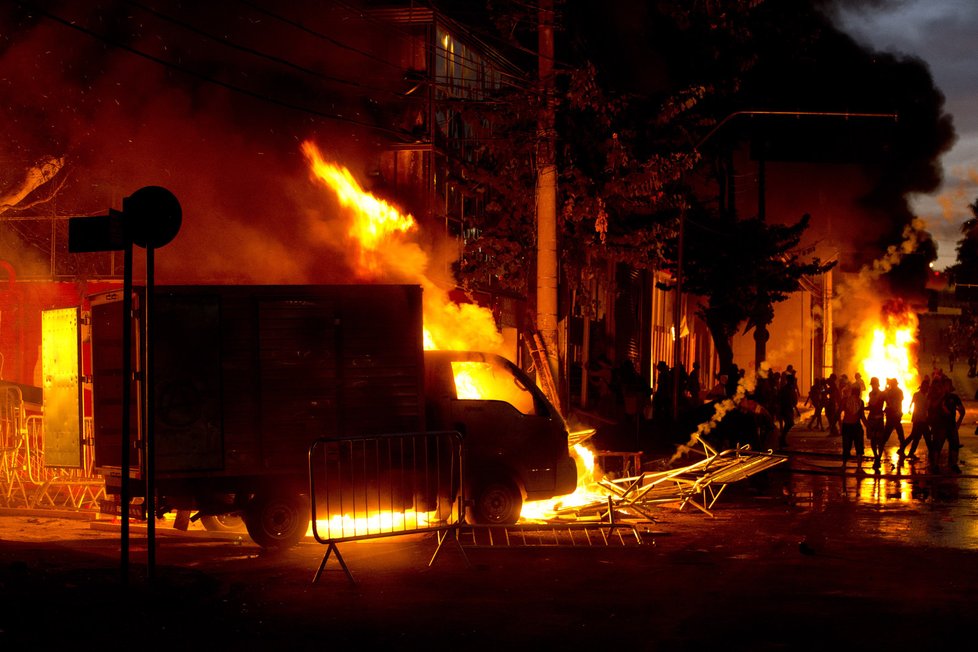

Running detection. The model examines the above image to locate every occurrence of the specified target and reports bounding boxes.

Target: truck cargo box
[90,284,425,482]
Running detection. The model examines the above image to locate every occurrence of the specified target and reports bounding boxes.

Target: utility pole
[536,0,559,400]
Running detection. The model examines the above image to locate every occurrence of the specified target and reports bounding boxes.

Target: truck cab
[423,350,578,524]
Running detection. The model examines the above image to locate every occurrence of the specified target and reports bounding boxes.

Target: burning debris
[856,299,919,411]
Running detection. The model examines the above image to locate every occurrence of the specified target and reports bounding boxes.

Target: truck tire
[469,478,522,525]
[200,514,245,533]
[243,491,310,549]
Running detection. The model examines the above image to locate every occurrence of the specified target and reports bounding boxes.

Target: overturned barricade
[553,440,788,521]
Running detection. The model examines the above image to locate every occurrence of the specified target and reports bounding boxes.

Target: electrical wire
[122,0,417,100]
[323,0,537,94]
[13,0,415,139]
[235,0,404,71]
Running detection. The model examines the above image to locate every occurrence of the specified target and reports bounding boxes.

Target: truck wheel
[200,514,245,533]
[243,492,310,549]
[469,478,522,525]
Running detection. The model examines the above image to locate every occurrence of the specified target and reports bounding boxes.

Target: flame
[302,141,417,277]
[421,296,503,353]
[520,444,608,520]
[450,361,537,414]
[302,140,502,353]
[854,300,919,412]
[302,142,519,528]
[312,510,431,540]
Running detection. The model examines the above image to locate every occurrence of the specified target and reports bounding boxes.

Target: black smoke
[561,0,953,301]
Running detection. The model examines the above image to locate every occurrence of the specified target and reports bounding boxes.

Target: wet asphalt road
[2,401,978,649]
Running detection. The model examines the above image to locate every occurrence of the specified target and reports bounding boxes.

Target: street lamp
[671,110,898,416]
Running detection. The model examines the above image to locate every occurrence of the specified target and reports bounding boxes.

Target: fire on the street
[854,299,919,411]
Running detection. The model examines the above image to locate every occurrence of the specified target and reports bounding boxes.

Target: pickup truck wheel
[200,514,245,532]
[243,492,310,549]
[469,479,522,525]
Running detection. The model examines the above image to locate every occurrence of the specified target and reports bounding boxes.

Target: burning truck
[80,283,577,548]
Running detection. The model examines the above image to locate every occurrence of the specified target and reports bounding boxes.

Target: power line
[14,0,415,140]
[236,0,404,72]
[123,0,419,100]
[324,0,537,95]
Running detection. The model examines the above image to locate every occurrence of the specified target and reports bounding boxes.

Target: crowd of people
[584,351,969,474]
[802,369,965,473]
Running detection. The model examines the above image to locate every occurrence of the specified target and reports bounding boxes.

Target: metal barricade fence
[0,386,104,509]
[308,430,465,584]
[1,386,29,506]
[24,415,105,510]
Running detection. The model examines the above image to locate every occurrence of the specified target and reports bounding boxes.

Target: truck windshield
[450,360,538,416]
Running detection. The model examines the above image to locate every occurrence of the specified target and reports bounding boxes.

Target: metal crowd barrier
[0,386,104,511]
[593,443,788,518]
[308,430,465,584]
[24,414,106,510]
[0,386,28,506]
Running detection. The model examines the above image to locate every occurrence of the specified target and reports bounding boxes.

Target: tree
[668,211,835,372]
[949,198,978,285]
[450,3,751,303]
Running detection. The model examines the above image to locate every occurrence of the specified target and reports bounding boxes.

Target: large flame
[302,141,417,277]
[854,299,919,412]
[302,140,502,353]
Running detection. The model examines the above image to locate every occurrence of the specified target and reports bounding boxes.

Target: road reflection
[778,453,978,550]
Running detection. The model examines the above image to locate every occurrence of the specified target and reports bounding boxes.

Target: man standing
[866,377,887,472]
[838,385,867,474]
[938,377,966,474]
[900,376,931,462]
[883,378,906,454]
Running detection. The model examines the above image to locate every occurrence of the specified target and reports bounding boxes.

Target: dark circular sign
[123,186,182,249]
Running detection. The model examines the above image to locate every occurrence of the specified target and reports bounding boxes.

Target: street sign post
[68,186,181,586]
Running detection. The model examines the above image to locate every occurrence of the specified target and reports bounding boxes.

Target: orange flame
[302,141,417,278]
[450,361,536,414]
[521,444,604,520]
[313,510,430,540]
[302,140,502,353]
[302,142,530,527]
[855,300,919,412]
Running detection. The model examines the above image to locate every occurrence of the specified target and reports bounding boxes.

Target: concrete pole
[536,0,559,378]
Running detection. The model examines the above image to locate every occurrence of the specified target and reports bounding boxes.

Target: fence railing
[0,387,104,510]
[308,430,465,584]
